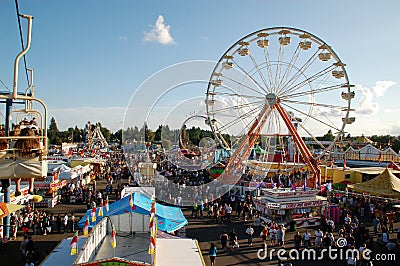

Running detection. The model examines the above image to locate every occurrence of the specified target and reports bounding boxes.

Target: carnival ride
[0,14,48,236]
[205,27,355,187]
[85,121,108,151]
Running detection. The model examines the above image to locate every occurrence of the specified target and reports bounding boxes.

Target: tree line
[47,117,400,153]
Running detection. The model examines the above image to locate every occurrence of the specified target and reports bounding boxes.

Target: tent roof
[77,193,187,233]
[348,168,400,198]
[52,164,71,174]
[354,135,373,144]
[156,238,205,266]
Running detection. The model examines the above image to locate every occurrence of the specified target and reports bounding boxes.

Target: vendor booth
[33,177,66,208]
[0,184,30,204]
[254,188,327,228]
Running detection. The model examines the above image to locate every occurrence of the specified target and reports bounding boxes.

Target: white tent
[52,164,71,173]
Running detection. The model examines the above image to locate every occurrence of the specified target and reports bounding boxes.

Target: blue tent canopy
[77,193,188,233]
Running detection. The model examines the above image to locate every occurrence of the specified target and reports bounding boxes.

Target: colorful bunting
[83,217,89,236]
[91,207,96,223]
[110,225,117,248]
[105,196,109,212]
[70,231,79,255]
[98,200,104,217]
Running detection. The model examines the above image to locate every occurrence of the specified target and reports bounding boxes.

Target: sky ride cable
[14,0,30,87]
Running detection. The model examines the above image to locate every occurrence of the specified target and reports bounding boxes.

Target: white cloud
[355,81,396,115]
[119,36,128,41]
[143,15,175,45]
[372,80,396,97]
[384,108,400,113]
[355,84,379,115]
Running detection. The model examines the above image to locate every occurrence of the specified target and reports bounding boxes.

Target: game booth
[253,187,328,229]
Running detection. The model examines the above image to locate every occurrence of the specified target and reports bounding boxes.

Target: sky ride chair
[0,14,48,183]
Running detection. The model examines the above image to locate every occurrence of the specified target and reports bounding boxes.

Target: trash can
[290,220,297,232]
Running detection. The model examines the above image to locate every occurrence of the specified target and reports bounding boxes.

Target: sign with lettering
[283,200,323,209]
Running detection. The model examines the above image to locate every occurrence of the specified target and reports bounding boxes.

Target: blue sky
[1,0,399,137]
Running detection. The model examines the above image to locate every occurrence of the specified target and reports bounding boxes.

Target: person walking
[63,214,69,233]
[209,243,217,266]
[229,229,238,252]
[220,231,228,252]
[303,230,311,248]
[277,225,286,247]
[294,231,302,250]
[260,225,269,245]
[246,225,254,246]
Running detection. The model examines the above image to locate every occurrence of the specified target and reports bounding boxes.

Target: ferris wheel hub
[266,93,277,106]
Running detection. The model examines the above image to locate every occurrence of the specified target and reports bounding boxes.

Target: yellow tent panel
[348,168,400,198]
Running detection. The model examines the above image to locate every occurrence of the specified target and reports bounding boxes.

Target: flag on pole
[303,179,307,191]
[98,200,104,217]
[343,157,347,170]
[270,177,274,189]
[68,149,73,159]
[110,225,117,248]
[148,195,157,255]
[70,231,79,255]
[83,217,89,236]
[288,178,291,188]
[105,196,109,212]
[91,207,96,223]
[129,193,134,210]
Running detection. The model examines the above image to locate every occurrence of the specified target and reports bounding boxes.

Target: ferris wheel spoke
[296,122,329,151]
[280,102,341,132]
[211,100,265,114]
[274,43,286,94]
[212,91,265,100]
[231,59,269,95]
[278,50,320,94]
[248,52,271,92]
[215,103,265,133]
[281,99,351,111]
[280,64,336,96]
[219,75,267,97]
[281,83,343,99]
[277,45,301,93]
[262,47,275,90]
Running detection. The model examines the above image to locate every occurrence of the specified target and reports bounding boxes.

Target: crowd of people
[203,189,400,266]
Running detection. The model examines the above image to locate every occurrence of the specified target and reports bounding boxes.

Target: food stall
[33,177,66,208]
[253,187,327,228]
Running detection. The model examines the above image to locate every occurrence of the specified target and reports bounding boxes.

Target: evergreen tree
[48,117,62,144]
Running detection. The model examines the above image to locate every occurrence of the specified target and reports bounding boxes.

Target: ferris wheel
[205,27,355,186]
